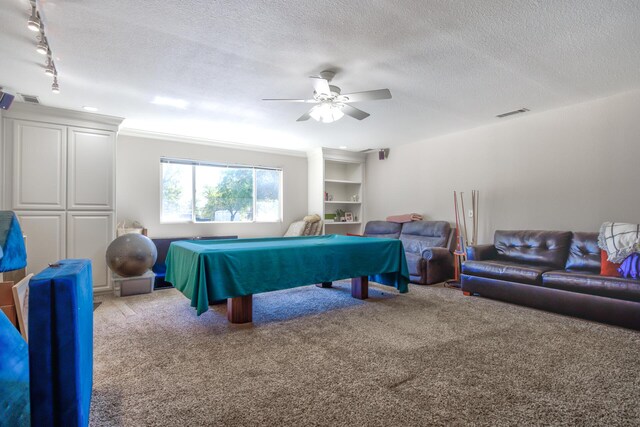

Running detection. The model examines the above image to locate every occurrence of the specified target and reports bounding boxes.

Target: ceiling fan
[262,70,392,123]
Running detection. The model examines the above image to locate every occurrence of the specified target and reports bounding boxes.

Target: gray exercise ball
[106,234,157,277]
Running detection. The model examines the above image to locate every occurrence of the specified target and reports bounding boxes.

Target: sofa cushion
[405,252,422,276]
[363,221,402,239]
[494,230,572,269]
[600,250,622,277]
[462,260,553,285]
[400,221,451,254]
[284,220,306,237]
[565,232,600,272]
[542,270,640,302]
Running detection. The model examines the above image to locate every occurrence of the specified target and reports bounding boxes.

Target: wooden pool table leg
[315,282,333,288]
[351,276,368,299]
[227,295,252,323]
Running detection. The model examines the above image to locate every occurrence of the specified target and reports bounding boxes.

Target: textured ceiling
[2,0,640,153]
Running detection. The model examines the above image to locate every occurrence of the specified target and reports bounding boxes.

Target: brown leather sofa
[364,220,455,285]
[462,230,640,330]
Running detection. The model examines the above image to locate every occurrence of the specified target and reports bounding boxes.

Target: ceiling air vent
[496,108,529,118]
[20,94,40,104]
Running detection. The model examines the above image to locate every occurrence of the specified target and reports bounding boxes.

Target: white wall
[116,134,308,238]
[365,89,640,244]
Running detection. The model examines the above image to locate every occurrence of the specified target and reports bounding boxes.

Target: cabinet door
[12,120,66,210]
[67,212,114,292]
[15,211,66,275]
[67,127,115,210]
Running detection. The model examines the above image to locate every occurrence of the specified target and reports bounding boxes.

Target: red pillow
[600,250,621,277]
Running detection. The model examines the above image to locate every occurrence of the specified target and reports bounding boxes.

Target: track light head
[27,5,40,32]
[51,77,60,94]
[44,59,55,76]
[36,38,48,55]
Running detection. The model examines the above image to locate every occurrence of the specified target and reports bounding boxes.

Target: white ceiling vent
[496,108,529,118]
[20,94,40,104]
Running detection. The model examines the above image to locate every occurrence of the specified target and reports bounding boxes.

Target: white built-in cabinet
[308,148,367,235]
[13,211,66,275]
[67,127,115,210]
[67,211,114,292]
[1,103,123,294]
[12,121,67,210]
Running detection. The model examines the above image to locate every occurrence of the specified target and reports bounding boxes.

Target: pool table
[165,234,409,323]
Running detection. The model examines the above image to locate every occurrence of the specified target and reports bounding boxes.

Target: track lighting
[44,57,55,76]
[29,2,61,94]
[27,4,40,32]
[36,32,48,55]
[36,41,48,55]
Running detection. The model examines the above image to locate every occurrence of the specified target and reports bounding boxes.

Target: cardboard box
[0,281,17,327]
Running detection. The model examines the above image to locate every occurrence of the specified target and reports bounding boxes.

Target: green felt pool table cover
[165,234,409,315]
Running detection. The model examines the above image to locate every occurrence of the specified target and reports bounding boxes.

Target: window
[161,162,193,222]
[161,158,282,223]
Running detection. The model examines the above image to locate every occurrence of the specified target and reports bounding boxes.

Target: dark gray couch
[462,230,640,330]
[364,220,455,285]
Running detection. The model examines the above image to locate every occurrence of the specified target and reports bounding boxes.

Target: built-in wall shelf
[324,179,361,184]
[324,201,361,204]
[325,222,362,225]
[308,148,366,236]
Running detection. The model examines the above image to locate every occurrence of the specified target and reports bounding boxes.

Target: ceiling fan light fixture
[263,71,390,122]
[27,5,40,32]
[309,103,344,123]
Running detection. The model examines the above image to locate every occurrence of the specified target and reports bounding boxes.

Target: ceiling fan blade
[262,98,318,103]
[341,89,392,102]
[296,110,312,121]
[342,104,370,120]
[309,76,331,95]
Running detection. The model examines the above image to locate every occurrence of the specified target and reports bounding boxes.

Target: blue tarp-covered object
[29,259,93,427]
[0,310,30,426]
[0,211,27,272]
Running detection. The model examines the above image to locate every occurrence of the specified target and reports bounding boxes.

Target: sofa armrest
[421,247,453,262]
[466,244,497,261]
[419,247,455,285]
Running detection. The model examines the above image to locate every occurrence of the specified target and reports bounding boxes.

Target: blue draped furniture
[0,215,94,426]
[29,259,94,427]
[0,211,27,272]
[0,310,30,426]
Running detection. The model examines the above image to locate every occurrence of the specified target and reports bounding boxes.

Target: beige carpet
[91,282,640,426]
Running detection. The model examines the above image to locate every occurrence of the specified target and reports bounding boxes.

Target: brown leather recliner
[364,220,455,285]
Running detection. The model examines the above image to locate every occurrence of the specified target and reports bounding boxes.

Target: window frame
[159,157,283,224]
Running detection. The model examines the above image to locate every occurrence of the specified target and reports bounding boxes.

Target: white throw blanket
[598,222,640,263]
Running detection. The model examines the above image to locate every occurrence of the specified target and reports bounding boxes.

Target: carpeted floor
[91,282,640,426]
